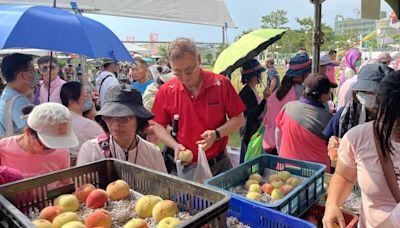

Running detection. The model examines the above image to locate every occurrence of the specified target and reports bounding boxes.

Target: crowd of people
[1,37,400,227]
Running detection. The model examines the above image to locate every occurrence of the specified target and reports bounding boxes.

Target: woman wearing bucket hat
[262,53,312,154]
[276,73,337,171]
[77,84,167,173]
[238,59,267,163]
[0,102,77,181]
[323,63,393,162]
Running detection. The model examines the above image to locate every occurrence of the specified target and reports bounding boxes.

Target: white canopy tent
[0,0,235,27]
[123,43,151,55]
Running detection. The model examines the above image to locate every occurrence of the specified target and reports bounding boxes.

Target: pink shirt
[262,87,297,150]
[337,75,357,109]
[339,121,400,227]
[0,136,70,179]
[39,77,66,104]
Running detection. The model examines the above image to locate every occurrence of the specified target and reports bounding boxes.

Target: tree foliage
[261,10,288,29]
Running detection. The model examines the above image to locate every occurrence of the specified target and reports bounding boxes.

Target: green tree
[261,10,288,28]
[215,43,228,60]
[205,53,214,64]
[157,44,168,60]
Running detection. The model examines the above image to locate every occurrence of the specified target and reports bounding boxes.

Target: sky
[85,0,393,43]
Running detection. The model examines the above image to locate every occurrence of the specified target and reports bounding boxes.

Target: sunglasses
[39,64,57,73]
[102,116,135,124]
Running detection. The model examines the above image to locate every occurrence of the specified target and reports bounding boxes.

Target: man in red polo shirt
[152,37,245,175]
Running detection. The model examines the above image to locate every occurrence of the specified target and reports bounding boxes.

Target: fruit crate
[301,203,358,228]
[205,154,326,217]
[228,196,315,227]
[0,159,230,228]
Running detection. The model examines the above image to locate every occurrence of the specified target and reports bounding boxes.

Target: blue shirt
[132,80,153,95]
[267,67,280,90]
[322,107,344,139]
[0,87,32,136]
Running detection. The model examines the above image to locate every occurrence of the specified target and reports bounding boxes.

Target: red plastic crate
[302,203,358,228]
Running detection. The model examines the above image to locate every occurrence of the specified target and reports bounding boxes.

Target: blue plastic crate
[205,154,326,217]
[228,197,315,227]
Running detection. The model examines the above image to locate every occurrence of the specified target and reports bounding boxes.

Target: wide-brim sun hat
[241,59,266,81]
[286,53,312,77]
[352,63,393,92]
[27,102,78,149]
[95,84,154,122]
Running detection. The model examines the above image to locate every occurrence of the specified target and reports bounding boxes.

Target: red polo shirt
[152,69,245,162]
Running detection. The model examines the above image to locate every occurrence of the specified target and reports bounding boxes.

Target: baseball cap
[304,73,338,95]
[27,102,78,149]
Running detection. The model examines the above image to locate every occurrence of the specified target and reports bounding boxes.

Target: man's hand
[174,144,186,161]
[196,130,217,151]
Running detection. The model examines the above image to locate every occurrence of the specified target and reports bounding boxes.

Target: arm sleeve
[322,107,344,138]
[77,141,95,166]
[390,203,400,226]
[151,88,171,126]
[12,97,30,131]
[337,132,357,169]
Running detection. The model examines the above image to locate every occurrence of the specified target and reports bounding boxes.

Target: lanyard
[111,136,138,162]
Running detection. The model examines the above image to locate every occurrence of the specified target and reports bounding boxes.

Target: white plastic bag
[176,145,213,183]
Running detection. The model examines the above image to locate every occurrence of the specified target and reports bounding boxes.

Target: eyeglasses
[102,116,135,124]
[171,64,198,76]
[39,64,57,73]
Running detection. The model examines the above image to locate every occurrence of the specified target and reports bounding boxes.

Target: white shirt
[77,135,167,173]
[95,71,119,107]
[69,112,104,156]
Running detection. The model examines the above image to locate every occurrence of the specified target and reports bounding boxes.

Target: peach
[39,205,64,222]
[135,195,163,218]
[286,177,300,188]
[32,219,53,228]
[261,183,274,195]
[86,189,108,209]
[123,218,149,228]
[244,179,258,189]
[55,194,80,212]
[157,217,181,228]
[52,212,79,228]
[246,192,261,201]
[85,209,112,228]
[106,180,130,201]
[268,174,281,183]
[248,173,263,183]
[61,221,86,228]
[75,184,96,202]
[280,184,294,195]
[152,200,179,224]
[248,184,261,193]
[178,149,193,163]
[277,171,292,182]
[271,189,284,201]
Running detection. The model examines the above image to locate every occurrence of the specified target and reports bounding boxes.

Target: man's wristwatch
[214,130,221,142]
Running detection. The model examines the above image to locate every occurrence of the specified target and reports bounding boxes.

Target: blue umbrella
[0,4,133,62]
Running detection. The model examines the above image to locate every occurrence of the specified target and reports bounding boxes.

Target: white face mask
[356,92,377,108]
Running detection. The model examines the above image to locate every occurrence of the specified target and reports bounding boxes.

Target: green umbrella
[213,29,286,76]
[385,0,399,18]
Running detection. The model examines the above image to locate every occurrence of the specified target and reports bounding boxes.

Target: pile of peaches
[31,180,187,228]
